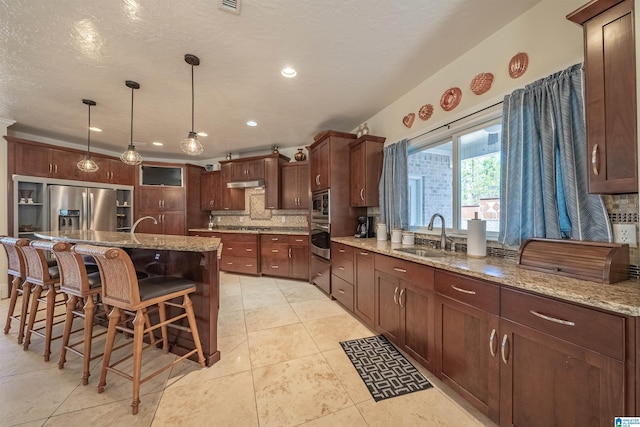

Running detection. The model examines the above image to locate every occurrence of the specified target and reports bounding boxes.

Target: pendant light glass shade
[180,54,204,156]
[121,80,143,165]
[77,99,99,173]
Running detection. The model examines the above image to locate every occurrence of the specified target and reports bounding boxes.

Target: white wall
[360,0,586,145]
[0,118,17,298]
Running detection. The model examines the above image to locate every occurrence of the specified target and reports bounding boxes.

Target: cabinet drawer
[332,275,354,311]
[333,243,354,261]
[261,257,289,276]
[375,253,434,290]
[224,233,259,243]
[289,235,309,246]
[261,243,289,259]
[501,288,625,360]
[223,243,257,256]
[310,255,331,294]
[261,234,288,244]
[332,258,354,284]
[221,256,259,275]
[435,271,499,315]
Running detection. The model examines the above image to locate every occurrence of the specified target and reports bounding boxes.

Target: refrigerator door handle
[81,191,88,231]
[89,192,94,230]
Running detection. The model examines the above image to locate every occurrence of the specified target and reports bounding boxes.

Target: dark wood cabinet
[499,288,628,426]
[220,233,259,275]
[354,249,375,328]
[83,157,135,185]
[260,234,309,278]
[201,171,222,211]
[374,253,435,371]
[281,162,309,209]
[349,135,385,207]
[135,183,185,235]
[310,254,331,294]
[220,163,246,211]
[230,158,265,181]
[435,271,501,422]
[331,243,355,310]
[310,138,330,192]
[568,0,637,194]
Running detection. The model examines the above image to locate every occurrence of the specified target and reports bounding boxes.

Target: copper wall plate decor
[470,72,494,95]
[440,87,462,111]
[509,52,529,78]
[403,113,415,128]
[418,104,434,121]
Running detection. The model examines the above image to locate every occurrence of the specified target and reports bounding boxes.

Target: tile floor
[0,272,497,426]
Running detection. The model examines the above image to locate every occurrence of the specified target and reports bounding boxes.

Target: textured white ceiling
[0,0,540,161]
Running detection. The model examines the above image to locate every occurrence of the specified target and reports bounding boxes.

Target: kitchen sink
[393,247,449,258]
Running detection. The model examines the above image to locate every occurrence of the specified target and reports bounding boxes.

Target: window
[408,117,501,236]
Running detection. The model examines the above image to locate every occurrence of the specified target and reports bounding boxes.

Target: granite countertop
[189,227,309,236]
[332,236,640,316]
[35,231,222,252]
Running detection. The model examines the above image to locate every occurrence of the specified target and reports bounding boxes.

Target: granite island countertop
[189,227,308,236]
[332,236,640,316]
[35,230,222,253]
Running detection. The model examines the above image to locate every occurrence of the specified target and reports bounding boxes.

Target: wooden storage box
[517,238,629,284]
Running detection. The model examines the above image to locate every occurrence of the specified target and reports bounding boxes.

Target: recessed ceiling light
[281,67,297,78]
[197,131,208,137]
[89,127,102,132]
[152,141,163,146]
[246,120,257,127]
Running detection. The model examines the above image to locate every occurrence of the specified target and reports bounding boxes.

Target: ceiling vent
[219,0,241,14]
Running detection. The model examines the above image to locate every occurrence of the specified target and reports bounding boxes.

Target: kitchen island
[35,230,222,366]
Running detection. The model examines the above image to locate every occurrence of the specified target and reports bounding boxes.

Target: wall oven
[310,222,331,260]
[311,190,331,259]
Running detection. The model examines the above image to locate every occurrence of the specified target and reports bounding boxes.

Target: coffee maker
[355,216,375,238]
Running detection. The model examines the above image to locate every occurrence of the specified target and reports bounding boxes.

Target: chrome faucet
[130,216,157,234]
[427,213,448,250]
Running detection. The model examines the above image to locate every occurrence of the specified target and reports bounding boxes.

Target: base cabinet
[260,234,309,280]
[353,249,375,328]
[374,254,435,370]
[310,254,331,294]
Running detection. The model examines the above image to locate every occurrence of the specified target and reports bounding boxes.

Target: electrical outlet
[239,216,244,222]
[281,216,286,223]
[613,224,637,247]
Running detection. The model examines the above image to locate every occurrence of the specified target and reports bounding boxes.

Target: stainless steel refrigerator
[49,185,117,232]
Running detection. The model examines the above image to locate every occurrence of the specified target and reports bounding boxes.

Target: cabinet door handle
[338,266,345,270]
[393,267,407,273]
[317,272,322,276]
[489,329,497,357]
[338,288,345,294]
[399,288,405,307]
[49,164,52,173]
[271,249,279,253]
[107,171,110,180]
[360,188,365,200]
[54,164,58,174]
[158,200,162,209]
[272,238,279,241]
[295,239,304,242]
[591,144,599,176]
[529,310,575,327]
[500,334,509,364]
[359,252,368,256]
[393,286,399,305]
[162,214,165,223]
[451,285,476,295]
[288,248,292,258]
[316,174,320,186]
[246,248,253,252]
[338,249,345,253]
[271,265,279,269]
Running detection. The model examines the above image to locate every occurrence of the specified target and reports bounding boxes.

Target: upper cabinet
[568,0,637,194]
[201,170,222,211]
[349,135,385,207]
[310,138,331,191]
[7,136,134,186]
[281,161,309,209]
[230,158,265,181]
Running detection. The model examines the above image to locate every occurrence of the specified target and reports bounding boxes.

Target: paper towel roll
[467,219,487,258]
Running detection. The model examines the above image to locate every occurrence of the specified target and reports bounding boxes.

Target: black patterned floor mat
[340,335,432,402]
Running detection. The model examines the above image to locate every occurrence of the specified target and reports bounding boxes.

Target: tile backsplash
[209,188,308,228]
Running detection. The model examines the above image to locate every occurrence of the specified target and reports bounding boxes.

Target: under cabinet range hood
[226,179,264,189]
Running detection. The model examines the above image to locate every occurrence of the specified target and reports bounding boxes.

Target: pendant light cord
[87,104,91,154]
[130,86,134,144]
[191,63,195,133]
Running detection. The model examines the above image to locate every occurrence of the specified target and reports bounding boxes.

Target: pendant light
[180,54,204,156]
[77,99,99,173]
[121,80,143,165]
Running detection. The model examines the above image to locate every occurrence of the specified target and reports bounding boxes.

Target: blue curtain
[499,63,612,246]
[379,139,409,232]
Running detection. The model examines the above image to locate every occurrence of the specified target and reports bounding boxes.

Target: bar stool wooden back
[1,236,30,344]
[40,240,105,385]
[74,243,206,415]
[21,240,64,361]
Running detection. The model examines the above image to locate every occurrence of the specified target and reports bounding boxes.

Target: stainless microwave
[311,190,329,223]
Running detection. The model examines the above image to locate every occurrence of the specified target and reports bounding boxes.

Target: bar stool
[22,240,65,361]
[74,244,206,415]
[1,237,30,344]
[41,241,105,385]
